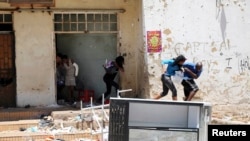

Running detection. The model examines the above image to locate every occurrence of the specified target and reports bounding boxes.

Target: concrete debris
[26,126,38,132]
[82,114,93,122]
[39,115,54,128]
[19,127,26,131]
[0,106,110,141]
[46,104,65,108]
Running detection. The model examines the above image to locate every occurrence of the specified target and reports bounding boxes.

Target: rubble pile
[0,106,110,141]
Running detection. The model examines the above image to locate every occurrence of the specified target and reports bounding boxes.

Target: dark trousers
[161,74,177,97]
[103,73,119,98]
[181,79,199,97]
[57,85,64,100]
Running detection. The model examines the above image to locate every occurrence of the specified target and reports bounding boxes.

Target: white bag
[172,71,184,83]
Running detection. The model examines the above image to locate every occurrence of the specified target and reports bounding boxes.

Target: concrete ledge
[0,106,77,121]
[0,119,39,132]
[0,132,99,141]
[0,106,109,140]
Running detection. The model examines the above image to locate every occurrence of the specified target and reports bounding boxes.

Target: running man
[181,62,203,101]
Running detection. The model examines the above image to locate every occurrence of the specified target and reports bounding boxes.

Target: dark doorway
[56,33,118,100]
[0,33,16,107]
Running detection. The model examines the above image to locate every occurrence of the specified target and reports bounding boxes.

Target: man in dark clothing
[182,62,203,101]
[97,56,125,103]
[56,53,66,101]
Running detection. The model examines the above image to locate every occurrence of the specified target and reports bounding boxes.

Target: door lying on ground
[0,33,16,107]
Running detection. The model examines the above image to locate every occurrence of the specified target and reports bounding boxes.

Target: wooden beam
[9,0,55,7]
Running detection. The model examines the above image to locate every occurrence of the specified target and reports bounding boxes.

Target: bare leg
[183,97,187,101]
[153,94,162,100]
[186,91,196,101]
[172,96,177,101]
[183,88,189,101]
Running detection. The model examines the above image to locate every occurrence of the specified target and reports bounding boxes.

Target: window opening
[0,14,13,31]
[54,13,118,33]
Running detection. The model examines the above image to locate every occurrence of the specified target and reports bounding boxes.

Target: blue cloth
[183,62,202,80]
[161,59,180,76]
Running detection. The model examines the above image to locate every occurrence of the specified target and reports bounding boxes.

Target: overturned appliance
[108,98,212,141]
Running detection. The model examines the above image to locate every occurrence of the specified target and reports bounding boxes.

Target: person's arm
[161,64,166,73]
[103,64,108,71]
[161,59,171,73]
[119,67,124,73]
[196,70,202,78]
[73,62,79,77]
[103,61,112,73]
[183,67,198,79]
[161,59,172,65]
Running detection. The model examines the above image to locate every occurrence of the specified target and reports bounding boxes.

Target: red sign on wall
[147,30,162,53]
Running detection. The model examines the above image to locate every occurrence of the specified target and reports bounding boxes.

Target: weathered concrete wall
[0,0,141,106]
[142,0,250,122]
[14,11,55,107]
[136,0,150,98]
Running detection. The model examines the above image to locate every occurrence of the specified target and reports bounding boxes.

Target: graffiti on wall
[225,57,232,69]
[225,56,250,74]
[166,40,249,75]
[192,56,250,75]
[238,56,250,74]
[173,39,231,55]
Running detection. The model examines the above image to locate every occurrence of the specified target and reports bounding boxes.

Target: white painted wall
[142,0,250,122]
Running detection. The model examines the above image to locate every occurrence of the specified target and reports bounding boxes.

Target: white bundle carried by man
[172,70,184,84]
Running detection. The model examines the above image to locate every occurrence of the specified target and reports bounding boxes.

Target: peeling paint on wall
[217,0,246,11]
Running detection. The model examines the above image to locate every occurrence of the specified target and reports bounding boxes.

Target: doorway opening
[54,12,119,103]
[0,13,16,107]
